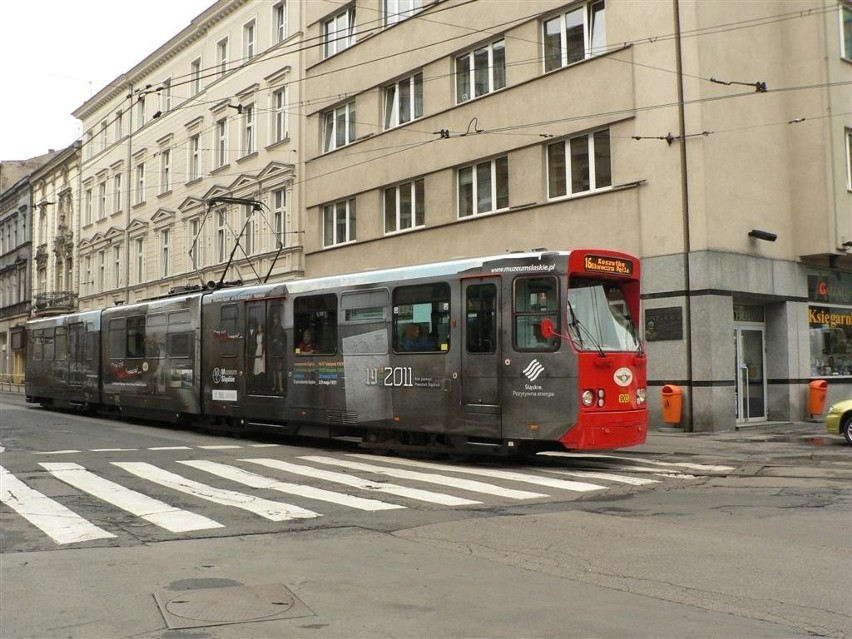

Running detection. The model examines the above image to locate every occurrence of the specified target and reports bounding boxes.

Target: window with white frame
[160,228,170,277]
[84,256,92,296]
[190,58,202,95]
[543,0,606,72]
[136,95,145,129]
[244,20,256,61]
[217,210,227,262]
[547,128,612,198]
[274,1,287,43]
[273,87,288,142]
[842,4,851,61]
[456,39,505,103]
[160,149,171,193]
[323,101,356,152]
[188,134,201,181]
[113,173,122,214]
[98,250,106,292]
[384,0,421,26]
[324,6,355,57]
[190,218,202,269]
[134,238,144,284]
[384,72,423,129]
[85,188,93,225]
[160,78,171,113]
[115,109,123,141]
[243,104,256,156]
[323,198,356,247]
[100,122,108,152]
[243,205,255,255]
[135,163,145,204]
[272,188,287,248]
[113,245,121,288]
[458,157,509,218]
[216,118,228,168]
[98,181,107,219]
[217,37,229,77]
[384,179,424,233]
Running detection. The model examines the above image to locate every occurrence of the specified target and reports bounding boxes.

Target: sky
[0,0,215,161]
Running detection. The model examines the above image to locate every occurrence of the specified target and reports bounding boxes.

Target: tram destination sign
[584,254,634,275]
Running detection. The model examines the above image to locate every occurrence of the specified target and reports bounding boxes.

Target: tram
[26,249,647,454]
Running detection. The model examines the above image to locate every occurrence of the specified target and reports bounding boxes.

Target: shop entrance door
[734,325,766,422]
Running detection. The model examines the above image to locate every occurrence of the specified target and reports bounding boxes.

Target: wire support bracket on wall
[631,131,713,145]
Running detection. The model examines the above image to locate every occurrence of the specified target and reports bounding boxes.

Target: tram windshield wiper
[568,300,606,357]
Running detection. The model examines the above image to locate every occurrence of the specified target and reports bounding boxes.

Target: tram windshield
[567,278,640,353]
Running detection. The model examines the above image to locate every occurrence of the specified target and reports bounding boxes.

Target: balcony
[33,291,77,316]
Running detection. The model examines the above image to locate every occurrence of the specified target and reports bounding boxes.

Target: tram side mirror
[540,318,556,339]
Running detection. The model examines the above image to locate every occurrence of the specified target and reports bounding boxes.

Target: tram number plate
[618,393,630,403]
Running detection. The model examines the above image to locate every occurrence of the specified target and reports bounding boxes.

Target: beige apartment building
[69,0,851,431]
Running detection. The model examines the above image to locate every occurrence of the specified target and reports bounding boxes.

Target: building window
[384,179,424,233]
[189,134,201,181]
[547,128,611,198]
[134,238,144,284]
[98,250,106,292]
[273,188,287,248]
[242,205,255,256]
[84,256,92,296]
[217,211,227,262]
[274,1,287,43]
[458,156,509,218]
[456,39,505,104]
[99,122,108,152]
[384,72,423,129]
[113,173,122,214]
[543,0,606,72]
[160,149,171,194]
[243,20,256,61]
[190,219,202,269]
[160,229,170,277]
[243,104,256,156]
[384,0,422,26]
[216,118,228,168]
[115,109,123,141]
[323,101,356,152]
[135,163,145,204]
[98,181,107,220]
[136,95,145,129]
[85,188,93,225]
[190,58,202,95]
[324,6,356,57]
[842,4,851,61]
[160,78,172,113]
[217,37,229,77]
[323,198,356,247]
[113,245,121,288]
[273,87,288,142]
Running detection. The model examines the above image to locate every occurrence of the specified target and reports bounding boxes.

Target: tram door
[461,279,502,434]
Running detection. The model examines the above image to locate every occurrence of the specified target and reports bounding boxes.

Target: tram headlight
[636,387,647,406]
[582,390,595,407]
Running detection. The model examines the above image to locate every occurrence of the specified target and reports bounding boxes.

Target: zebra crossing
[1,451,734,547]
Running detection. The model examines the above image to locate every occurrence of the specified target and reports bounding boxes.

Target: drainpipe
[673,0,695,431]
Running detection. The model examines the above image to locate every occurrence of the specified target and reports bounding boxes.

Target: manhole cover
[153,583,314,629]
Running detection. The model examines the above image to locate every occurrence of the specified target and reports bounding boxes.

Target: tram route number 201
[366,366,414,387]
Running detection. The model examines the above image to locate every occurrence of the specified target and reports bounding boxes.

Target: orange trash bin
[808,380,828,416]
[661,384,683,424]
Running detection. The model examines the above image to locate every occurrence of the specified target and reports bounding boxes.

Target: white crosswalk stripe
[40,462,224,533]
[299,455,550,499]
[1,465,116,544]
[178,459,404,512]
[244,458,480,506]
[347,454,618,490]
[112,462,321,521]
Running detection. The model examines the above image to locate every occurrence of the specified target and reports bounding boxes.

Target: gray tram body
[26,251,646,453]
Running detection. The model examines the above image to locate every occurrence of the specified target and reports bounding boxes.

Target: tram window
[86,322,96,360]
[126,316,146,358]
[31,330,44,361]
[168,333,192,358]
[43,329,55,361]
[55,326,68,361]
[513,276,558,351]
[342,289,388,323]
[169,310,190,325]
[392,283,450,353]
[219,305,239,357]
[466,284,497,353]
[295,294,337,355]
[109,320,125,357]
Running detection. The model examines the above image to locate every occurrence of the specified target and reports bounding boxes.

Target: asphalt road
[1,397,850,638]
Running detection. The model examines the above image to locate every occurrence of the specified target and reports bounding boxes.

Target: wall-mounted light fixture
[748,229,777,242]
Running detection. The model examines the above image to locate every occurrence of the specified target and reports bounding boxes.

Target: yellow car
[825,399,852,445]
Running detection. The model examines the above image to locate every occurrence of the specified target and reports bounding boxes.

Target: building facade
[53,0,852,431]
[72,0,305,312]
